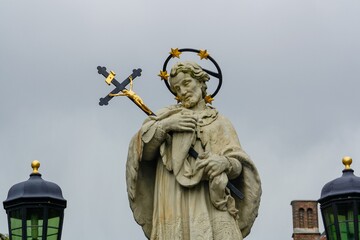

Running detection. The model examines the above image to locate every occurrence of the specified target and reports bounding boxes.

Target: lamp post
[3,160,67,240]
[319,156,360,240]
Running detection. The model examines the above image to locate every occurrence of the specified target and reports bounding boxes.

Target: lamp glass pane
[26,208,44,240]
[323,206,337,240]
[47,208,60,240]
[337,202,355,240]
[9,209,22,240]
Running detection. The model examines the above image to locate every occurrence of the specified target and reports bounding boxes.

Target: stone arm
[225,151,244,180]
[197,116,247,180]
[141,109,197,161]
[141,121,169,161]
[198,145,245,181]
[220,139,248,180]
[218,116,247,180]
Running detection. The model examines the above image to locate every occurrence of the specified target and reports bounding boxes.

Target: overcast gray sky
[1,0,360,239]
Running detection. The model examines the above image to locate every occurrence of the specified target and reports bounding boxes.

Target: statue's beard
[181,96,197,109]
[182,100,195,109]
[180,89,203,109]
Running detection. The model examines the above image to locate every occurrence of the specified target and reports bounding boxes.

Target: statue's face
[170,72,203,109]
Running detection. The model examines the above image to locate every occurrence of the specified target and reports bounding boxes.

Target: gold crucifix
[109,76,153,115]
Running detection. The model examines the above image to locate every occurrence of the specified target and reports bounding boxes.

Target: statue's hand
[196,153,231,180]
[160,112,197,133]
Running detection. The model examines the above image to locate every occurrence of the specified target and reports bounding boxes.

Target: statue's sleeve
[125,107,182,239]
[140,107,183,161]
[205,115,261,237]
[126,130,156,239]
[216,117,261,238]
[210,116,248,180]
[140,119,171,162]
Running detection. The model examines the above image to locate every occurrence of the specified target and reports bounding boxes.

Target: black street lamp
[319,156,360,240]
[3,161,67,240]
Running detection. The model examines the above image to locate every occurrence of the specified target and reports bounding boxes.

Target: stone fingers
[176,116,197,131]
[195,159,210,170]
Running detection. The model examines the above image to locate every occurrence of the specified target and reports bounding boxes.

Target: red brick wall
[291,200,319,229]
[291,200,321,240]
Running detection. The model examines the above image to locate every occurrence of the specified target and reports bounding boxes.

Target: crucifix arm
[109,92,126,97]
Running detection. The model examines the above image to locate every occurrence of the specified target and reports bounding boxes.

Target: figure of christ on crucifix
[109,77,153,115]
[125,61,261,240]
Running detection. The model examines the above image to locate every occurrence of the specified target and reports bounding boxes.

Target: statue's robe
[126,105,261,240]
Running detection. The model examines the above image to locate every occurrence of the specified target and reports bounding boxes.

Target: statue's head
[169,62,210,108]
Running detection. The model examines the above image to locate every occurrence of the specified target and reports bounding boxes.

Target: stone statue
[126,61,261,240]
[0,234,9,240]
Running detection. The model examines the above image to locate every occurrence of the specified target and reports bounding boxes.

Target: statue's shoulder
[153,104,183,117]
[157,104,181,113]
[207,109,238,132]
[216,114,232,124]
[211,108,232,124]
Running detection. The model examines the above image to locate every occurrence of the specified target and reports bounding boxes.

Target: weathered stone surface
[126,61,261,239]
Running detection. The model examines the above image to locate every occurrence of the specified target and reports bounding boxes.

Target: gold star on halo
[198,49,210,60]
[169,48,182,58]
[158,70,169,81]
[175,96,181,103]
[204,95,214,104]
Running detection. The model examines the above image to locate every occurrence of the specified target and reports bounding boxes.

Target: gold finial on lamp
[31,160,41,174]
[342,156,353,170]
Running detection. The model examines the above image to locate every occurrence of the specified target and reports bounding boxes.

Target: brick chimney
[291,200,321,240]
